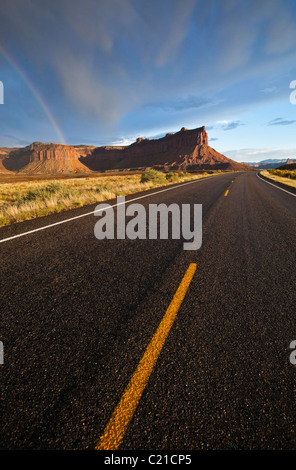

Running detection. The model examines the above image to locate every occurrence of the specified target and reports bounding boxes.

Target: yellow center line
[95,263,197,451]
[224,189,229,196]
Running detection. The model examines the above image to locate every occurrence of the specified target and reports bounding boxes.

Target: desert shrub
[22,182,66,202]
[46,182,64,192]
[178,171,190,178]
[269,169,294,178]
[22,189,44,201]
[140,169,167,184]
[165,171,179,182]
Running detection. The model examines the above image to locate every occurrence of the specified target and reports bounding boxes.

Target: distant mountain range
[277,161,296,170]
[245,158,296,169]
[0,126,250,174]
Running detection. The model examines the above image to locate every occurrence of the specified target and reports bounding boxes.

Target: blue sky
[0,0,296,162]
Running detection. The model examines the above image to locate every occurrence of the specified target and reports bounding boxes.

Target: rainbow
[0,43,66,145]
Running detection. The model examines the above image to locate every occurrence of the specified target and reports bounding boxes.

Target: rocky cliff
[0,148,19,172]
[1,126,250,173]
[80,126,250,171]
[2,142,92,174]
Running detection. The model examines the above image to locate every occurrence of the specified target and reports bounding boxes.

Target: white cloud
[214,120,244,130]
[261,86,277,94]
[54,51,132,125]
[1,0,296,141]
[155,0,197,67]
[224,147,296,162]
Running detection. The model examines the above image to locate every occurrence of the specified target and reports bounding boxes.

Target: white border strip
[256,172,296,198]
[0,174,219,244]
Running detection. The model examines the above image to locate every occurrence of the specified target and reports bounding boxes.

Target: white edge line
[0,174,221,244]
[256,171,296,198]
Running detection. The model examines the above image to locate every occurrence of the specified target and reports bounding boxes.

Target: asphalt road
[1,171,296,450]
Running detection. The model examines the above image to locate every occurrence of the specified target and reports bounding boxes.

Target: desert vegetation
[0,170,219,226]
[139,169,190,184]
[261,169,296,189]
[268,168,296,179]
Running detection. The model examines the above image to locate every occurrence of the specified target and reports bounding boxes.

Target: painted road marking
[95,263,197,450]
[0,175,224,244]
[224,190,229,196]
[256,172,296,198]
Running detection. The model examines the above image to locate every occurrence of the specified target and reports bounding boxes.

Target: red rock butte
[0,126,250,174]
[80,126,250,172]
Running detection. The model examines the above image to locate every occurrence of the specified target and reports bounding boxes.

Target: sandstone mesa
[0,126,250,174]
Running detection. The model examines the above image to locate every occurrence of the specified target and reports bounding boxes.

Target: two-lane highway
[1,171,296,450]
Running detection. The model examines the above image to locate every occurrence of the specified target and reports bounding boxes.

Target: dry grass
[261,169,296,189]
[0,171,221,226]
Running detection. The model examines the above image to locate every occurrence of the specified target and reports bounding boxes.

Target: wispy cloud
[146,95,217,112]
[154,0,197,67]
[0,0,296,143]
[2,134,31,147]
[261,86,277,94]
[223,120,244,131]
[215,120,245,131]
[224,147,296,162]
[268,117,296,126]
